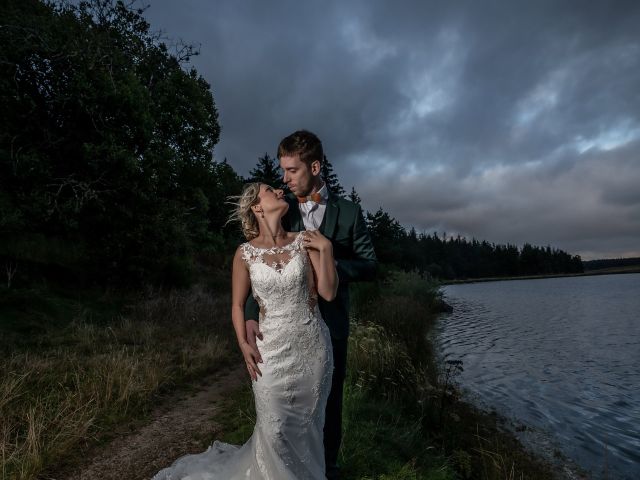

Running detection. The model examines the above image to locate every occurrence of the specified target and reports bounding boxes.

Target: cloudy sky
[144,1,640,260]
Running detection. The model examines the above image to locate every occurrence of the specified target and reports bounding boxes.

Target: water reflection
[435,273,640,479]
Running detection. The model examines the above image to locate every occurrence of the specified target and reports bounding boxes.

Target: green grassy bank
[1,270,560,479]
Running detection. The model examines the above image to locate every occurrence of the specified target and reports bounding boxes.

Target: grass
[339,384,452,480]
[0,282,234,479]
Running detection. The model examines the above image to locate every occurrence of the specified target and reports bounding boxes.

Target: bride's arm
[231,246,262,380]
[304,231,339,301]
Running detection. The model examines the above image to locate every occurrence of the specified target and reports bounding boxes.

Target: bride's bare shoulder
[233,243,250,265]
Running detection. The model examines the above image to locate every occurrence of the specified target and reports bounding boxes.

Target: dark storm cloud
[144,0,640,259]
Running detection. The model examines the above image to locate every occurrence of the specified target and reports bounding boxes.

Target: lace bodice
[241,231,318,321]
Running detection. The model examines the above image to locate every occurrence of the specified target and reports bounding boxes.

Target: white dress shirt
[299,183,328,230]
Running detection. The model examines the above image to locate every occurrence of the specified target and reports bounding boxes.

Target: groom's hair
[277,130,323,166]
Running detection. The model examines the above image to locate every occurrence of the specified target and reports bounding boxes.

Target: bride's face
[255,184,288,218]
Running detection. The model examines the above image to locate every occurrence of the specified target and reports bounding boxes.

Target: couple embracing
[153,130,378,479]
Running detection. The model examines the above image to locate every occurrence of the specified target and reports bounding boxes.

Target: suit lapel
[320,190,339,238]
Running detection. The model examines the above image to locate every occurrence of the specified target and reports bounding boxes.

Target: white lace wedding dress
[152,231,334,480]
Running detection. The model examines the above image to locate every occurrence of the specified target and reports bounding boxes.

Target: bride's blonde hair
[227,182,262,240]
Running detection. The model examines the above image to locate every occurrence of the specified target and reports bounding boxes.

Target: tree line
[248,155,583,279]
[0,0,582,290]
[365,211,583,279]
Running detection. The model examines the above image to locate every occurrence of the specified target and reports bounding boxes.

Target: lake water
[434,273,640,479]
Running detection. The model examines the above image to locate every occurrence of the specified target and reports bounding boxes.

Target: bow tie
[297,192,324,204]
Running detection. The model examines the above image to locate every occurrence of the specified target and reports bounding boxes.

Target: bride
[152,182,337,479]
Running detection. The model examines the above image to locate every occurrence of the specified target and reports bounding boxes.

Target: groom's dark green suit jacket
[244,190,378,339]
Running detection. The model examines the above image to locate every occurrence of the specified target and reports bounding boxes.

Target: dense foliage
[0,0,241,286]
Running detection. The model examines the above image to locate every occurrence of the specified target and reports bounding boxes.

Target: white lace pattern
[152,231,334,480]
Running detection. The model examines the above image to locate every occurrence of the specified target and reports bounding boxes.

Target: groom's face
[280,154,320,197]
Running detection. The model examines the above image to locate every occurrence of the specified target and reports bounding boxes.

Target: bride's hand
[240,341,262,381]
[302,230,332,253]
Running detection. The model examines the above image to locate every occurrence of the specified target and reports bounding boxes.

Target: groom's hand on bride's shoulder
[302,230,332,252]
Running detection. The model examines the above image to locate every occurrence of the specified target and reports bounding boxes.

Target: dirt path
[51,365,247,480]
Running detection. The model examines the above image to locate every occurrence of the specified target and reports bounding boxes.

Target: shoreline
[440,267,640,285]
[430,272,640,479]
[424,302,571,479]
[348,272,563,479]
[428,318,588,479]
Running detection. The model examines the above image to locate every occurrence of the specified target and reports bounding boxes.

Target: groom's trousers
[324,334,348,477]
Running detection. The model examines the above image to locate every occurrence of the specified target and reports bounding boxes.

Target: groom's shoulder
[330,194,365,223]
[334,195,360,211]
[330,193,360,210]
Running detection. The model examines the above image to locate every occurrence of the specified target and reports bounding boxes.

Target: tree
[366,208,404,264]
[348,186,361,204]
[208,158,244,240]
[248,153,283,188]
[0,0,224,285]
[321,155,345,196]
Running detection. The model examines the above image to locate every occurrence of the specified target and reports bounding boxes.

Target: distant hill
[583,257,640,272]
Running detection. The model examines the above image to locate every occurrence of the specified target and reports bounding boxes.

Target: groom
[244,130,377,479]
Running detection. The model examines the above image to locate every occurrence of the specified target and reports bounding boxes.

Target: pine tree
[321,155,345,196]
[248,153,283,188]
[348,186,361,204]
